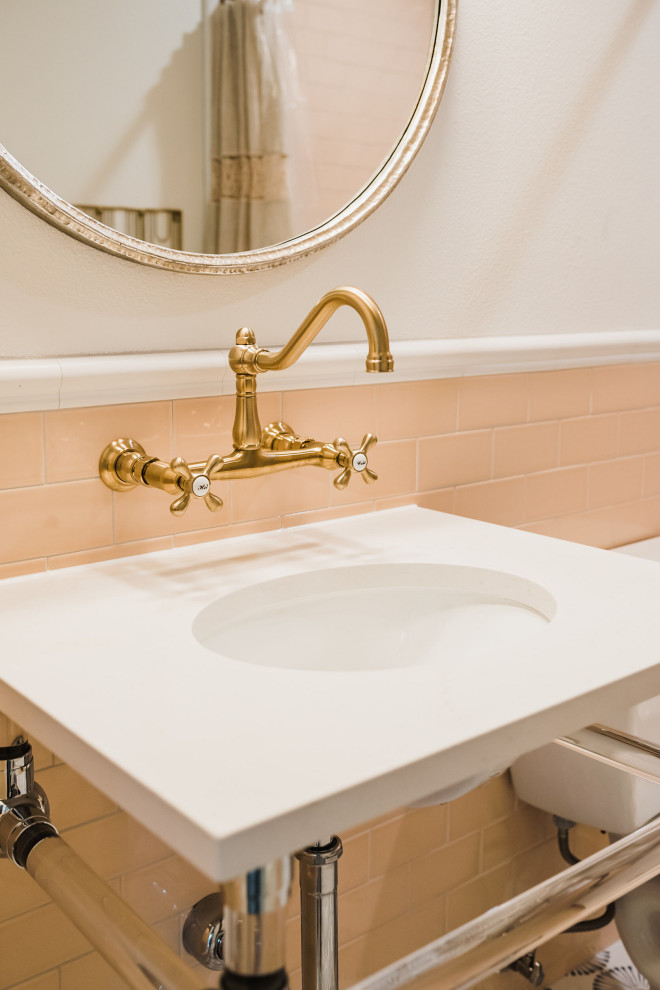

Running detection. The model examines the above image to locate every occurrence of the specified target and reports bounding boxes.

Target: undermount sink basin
[3,505,660,880]
[194,563,555,672]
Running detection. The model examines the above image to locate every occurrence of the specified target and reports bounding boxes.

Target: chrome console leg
[296,837,343,990]
[221,857,294,990]
[1,739,205,990]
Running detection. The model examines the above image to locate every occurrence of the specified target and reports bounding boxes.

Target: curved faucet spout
[229,287,394,376]
[100,288,394,517]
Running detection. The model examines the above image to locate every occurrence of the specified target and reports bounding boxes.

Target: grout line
[642,452,648,498]
[587,366,594,416]
[4,963,63,990]
[525,372,532,424]
[40,410,47,488]
[169,398,175,462]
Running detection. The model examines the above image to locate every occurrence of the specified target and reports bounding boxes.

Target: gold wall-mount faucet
[99,287,394,516]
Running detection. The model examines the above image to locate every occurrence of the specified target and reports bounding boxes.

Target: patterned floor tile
[547,942,649,989]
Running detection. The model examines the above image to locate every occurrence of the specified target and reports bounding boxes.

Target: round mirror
[0,0,455,274]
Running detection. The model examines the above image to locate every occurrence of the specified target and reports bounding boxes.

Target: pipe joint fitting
[0,740,58,867]
[295,836,343,869]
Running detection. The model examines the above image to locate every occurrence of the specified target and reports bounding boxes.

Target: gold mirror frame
[0,1,456,275]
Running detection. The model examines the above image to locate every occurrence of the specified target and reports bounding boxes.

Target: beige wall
[1,2,659,357]
[0,361,653,986]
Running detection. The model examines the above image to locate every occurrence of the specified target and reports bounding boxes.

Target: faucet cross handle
[169,455,224,517]
[333,434,378,490]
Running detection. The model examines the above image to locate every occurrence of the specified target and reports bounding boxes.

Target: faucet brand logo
[192,476,211,497]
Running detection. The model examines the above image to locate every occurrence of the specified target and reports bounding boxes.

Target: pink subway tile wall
[0,363,653,988]
[2,364,660,575]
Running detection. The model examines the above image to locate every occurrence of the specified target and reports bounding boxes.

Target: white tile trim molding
[2,331,660,413]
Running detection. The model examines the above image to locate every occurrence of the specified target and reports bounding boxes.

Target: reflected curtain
[205,0,294,254]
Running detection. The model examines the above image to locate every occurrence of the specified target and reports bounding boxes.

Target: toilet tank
[511,536,660,836]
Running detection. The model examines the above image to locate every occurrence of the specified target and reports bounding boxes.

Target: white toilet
[511,535,660,989]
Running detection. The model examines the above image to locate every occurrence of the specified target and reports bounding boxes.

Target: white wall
[1,0,658,359]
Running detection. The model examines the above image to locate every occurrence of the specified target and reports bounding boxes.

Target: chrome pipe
[25,835,205,990]
[222,856,293,978]
[555,722,660,784]
[296,837,343,990]
[345,814,660,990]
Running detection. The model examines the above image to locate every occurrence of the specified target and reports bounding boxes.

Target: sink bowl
[194,563,555,672]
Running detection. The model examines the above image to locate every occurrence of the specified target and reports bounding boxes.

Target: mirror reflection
[0,0,435,255]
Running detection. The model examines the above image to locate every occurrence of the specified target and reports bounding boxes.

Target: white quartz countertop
[2,506,660,881]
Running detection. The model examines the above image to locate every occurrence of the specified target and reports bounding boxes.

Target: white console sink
[2,505,660,880]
